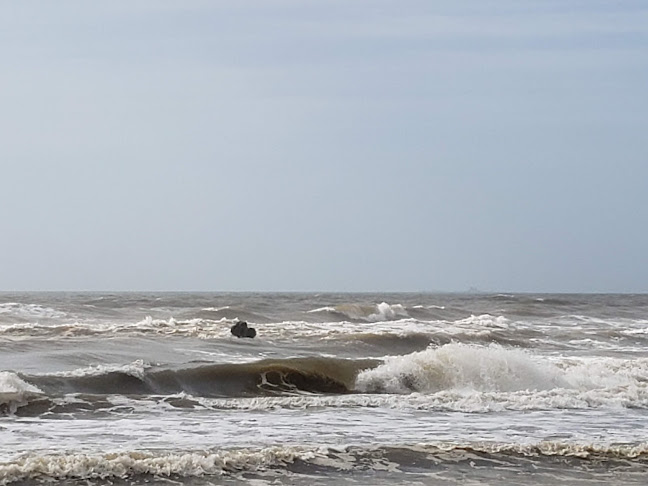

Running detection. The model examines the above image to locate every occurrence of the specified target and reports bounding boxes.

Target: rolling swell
[7,343,648,417]
[333,329,537,352]
[10,357,380,414]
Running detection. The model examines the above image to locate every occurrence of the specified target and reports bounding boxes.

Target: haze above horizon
[1,1,647,293]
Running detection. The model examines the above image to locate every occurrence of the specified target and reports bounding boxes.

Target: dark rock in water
[230,321,245,337]
[231,321,256,338]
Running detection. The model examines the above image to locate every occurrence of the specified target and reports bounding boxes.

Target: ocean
[1,292,647,485]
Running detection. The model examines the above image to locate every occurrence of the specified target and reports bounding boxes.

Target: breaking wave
[1,441,647,484]
[0,302,67,323]
[4,343,648,416]
[356,343,648,395]
[0,371,43,414]
[4,357,377,415]
[0,317,234,339]
[308,302,410,322]
[354,343,648,410]
[356,342,567,393]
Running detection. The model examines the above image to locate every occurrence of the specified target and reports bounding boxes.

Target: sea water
[1,292,647,484]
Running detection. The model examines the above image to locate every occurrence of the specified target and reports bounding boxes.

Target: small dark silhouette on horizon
[230,321,256,338]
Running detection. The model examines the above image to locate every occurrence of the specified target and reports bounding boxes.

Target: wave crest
[0,446,323,484]
[9,345,648,416]
[0,372,43,414]
[2,442,647,484]
[355,343,567,394]
[308,302,409,322]
[19,357,378,409]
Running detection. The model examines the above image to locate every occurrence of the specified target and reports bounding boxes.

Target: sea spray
[355,343,569,394]
[0,372,42,413]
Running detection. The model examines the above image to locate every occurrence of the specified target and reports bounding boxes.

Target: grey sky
[1,0,647,292]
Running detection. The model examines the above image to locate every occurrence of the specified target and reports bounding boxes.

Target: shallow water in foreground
[1,292,647,484]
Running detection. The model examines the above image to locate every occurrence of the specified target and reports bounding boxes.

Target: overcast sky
[1,0,647,292]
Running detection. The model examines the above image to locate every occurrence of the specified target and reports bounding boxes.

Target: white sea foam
[170,384,648,413]
[622,327,648,335]
[0,317,233,339]
[411,441,648,459]
[312,302,410,322]
[351,343,648,410]
[368,302,409,321]
[0,372,42,412]
[41,360,151,379]
[307,306,337,313]
[355,343,566,394]
[0,446,329,484]
[2,441,647,484]
[0,303,67,320]
[554,355,648,390]
[455,314,510,328]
